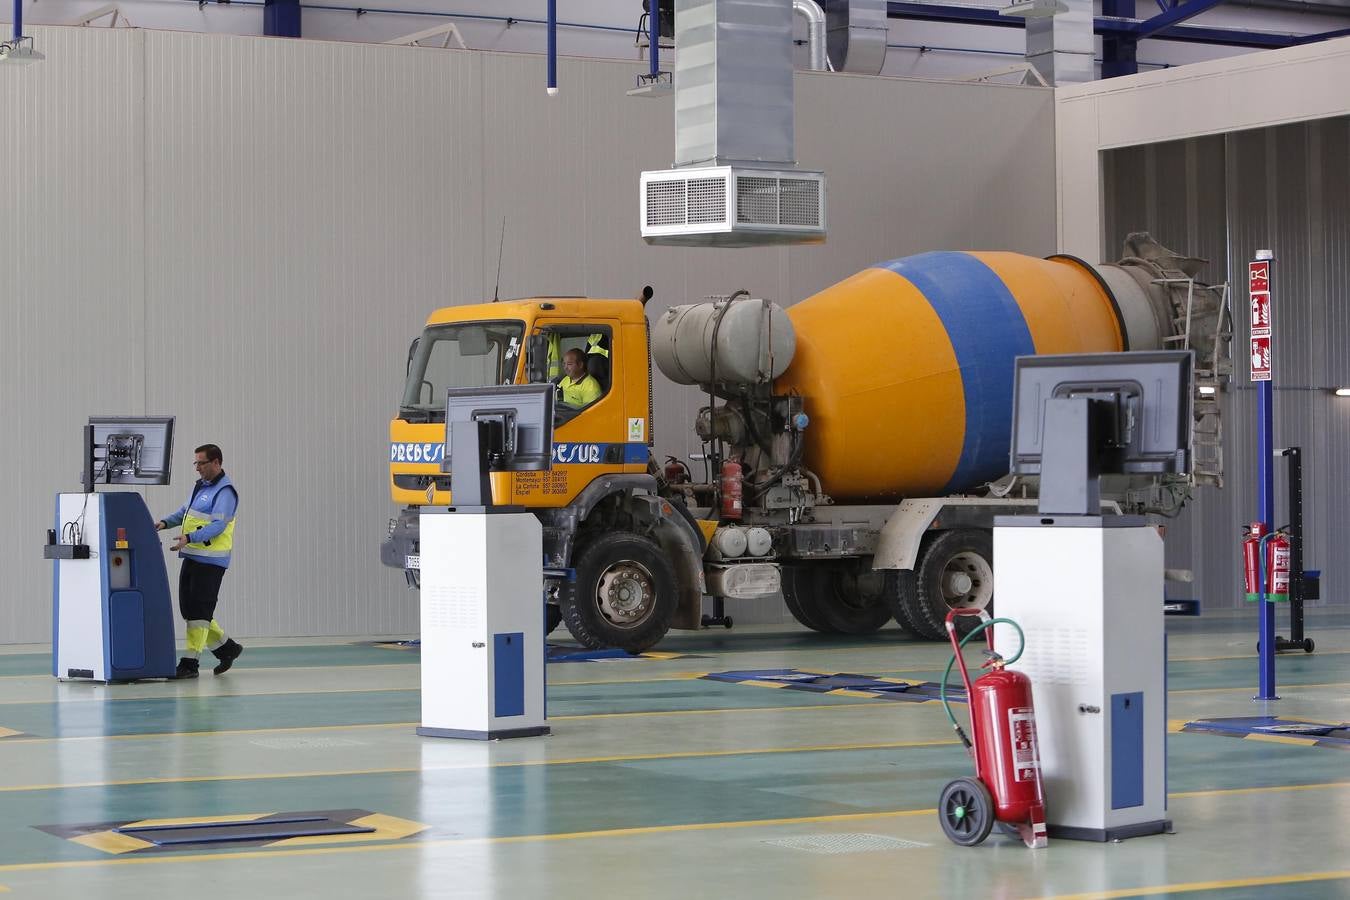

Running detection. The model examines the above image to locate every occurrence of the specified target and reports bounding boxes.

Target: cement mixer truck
[382,234,1231,651]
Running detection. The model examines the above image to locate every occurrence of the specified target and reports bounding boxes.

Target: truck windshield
[400,321,524,421]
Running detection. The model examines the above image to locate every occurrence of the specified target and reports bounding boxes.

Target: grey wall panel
[1103,117,1350,609]
[0,28,149,643]
[141,32,486,639]
[3,28,1057,642]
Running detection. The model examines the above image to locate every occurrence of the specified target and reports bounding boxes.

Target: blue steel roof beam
[1294,25,1350,43]
[886,2,1024,26]
[1096,17,1298,46]
[1132,0,1229,39]
[886,2,1300,47]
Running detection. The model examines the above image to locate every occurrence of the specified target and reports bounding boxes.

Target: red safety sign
[1249,259,1272,383]
[1250,335,1272,381]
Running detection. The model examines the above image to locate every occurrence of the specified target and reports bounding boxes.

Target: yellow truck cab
[381,295,706,652]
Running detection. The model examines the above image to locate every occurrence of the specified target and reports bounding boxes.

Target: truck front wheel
[562,533,677,653]
[907,529,995,639]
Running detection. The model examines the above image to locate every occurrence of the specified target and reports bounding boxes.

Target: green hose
[940,617,1027,734]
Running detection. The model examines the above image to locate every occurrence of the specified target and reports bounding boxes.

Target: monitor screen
[443,384,555,473]
[87,416,176,486]
[1010,351,1193,476]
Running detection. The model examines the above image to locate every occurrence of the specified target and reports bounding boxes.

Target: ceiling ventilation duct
[640,0,827,247]
[822,0,888,75]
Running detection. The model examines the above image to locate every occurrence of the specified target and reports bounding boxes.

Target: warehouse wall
[1,26,1057,642]
[1058,39,1350,609]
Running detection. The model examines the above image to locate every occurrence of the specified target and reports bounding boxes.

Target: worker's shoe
[175,657,200,679]
[211,639,244,675]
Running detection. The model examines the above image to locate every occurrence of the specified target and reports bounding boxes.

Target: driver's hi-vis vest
[179,474,238,568]
[547,332,608,379]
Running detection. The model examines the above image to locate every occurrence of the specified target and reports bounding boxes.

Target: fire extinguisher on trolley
[1243,521,1290,603]
[937,608,1047,849]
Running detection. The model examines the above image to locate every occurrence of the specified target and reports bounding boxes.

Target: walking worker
[156,443,244,679]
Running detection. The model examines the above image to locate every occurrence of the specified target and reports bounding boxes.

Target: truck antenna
[492,217,506,302]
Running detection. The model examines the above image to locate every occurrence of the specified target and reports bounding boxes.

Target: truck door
[516,322,627,508]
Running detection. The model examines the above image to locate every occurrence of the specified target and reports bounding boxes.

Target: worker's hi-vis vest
[546,333,563,379]
[547,333,607,379]
[182,474,238,564]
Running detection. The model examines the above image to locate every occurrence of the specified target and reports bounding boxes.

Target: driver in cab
[558,348,602,408]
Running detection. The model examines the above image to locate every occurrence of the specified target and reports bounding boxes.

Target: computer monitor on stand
[418,383,555,740]
[50,416,178,681]
[441,384,555,508]
[996,351,1194,842]
[1009,351,1193,517]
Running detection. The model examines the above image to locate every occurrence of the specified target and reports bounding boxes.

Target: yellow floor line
[0,698,905,746]
[0,736,959,793]
[0,663,421,681]
[0,806,939,875]
[1042,869,1350,899]
[0,720,417,746]
[0,672,739,705]
[549,701,888,721]
[1171,648,1350,663]
[1174,680,1350,695]
[1169,778,1350,800]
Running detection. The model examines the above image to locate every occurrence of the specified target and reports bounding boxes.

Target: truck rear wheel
[782,564,892,635]
[546,603,561,636]
[562,533,676,653]
[781,565,837,633]
[884,571,930,637]
[908,529,995,640]
[818,565,894,635]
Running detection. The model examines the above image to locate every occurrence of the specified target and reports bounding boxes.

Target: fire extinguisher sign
[1008,708,1041,782]
[1249,259,1272,382]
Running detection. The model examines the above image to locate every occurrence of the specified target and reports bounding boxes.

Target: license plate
[406,555,420,570]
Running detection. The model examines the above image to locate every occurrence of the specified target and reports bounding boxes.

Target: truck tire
[908,529,995,640]
[782,564,892,635]
[546,603,561,636]
[781,565,838,633]
[561,533,677,653]
[816,564,894,635]
[883,571,930,638]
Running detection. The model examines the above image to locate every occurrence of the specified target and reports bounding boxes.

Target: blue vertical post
[263,0,301,37]
[1254,250,1277,701]
[1256,379,1276,698]
[648,0,660,77]
[14,0,23,43]
[1101,0,1138,78]
[546,0,558,95]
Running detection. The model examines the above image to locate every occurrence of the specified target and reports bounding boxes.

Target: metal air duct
[641,0,827,247]
[821,0,888,74]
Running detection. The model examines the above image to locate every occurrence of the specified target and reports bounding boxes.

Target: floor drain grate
[761,833,930,855]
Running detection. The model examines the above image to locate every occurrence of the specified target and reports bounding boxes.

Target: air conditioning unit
[640,166,826,248]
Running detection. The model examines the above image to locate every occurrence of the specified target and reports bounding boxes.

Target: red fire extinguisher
[1243,521,1290,603]
[663,456,690,486]
[938,608,1047,849]
[719,460,743,521]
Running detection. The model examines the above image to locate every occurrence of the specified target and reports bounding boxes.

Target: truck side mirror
[525,335,549,383]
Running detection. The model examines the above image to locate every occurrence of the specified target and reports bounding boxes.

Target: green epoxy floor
[1,612,1349,898]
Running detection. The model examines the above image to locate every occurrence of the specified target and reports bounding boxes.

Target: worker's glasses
[193,460,211,468]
